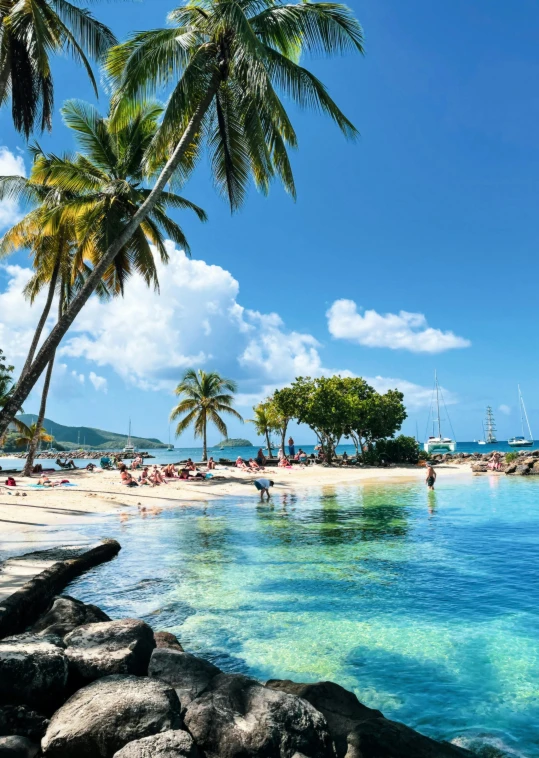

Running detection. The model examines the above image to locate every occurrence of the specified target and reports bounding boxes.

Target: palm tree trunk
[20,260,60,381]
[265,428,272,458]
[202,412,207,462]
[22,353,55,476]
[0,72,222,438]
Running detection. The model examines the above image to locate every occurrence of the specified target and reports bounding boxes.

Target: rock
[113,730,199,757]
[471,463,488,473]
[184,672,334,758]
[505,464,517,475]
[149,650,220,709]
[154,632,184,652]
[514,465,530,476]
[266,680,381,758]
[0,636,67,713]
[266,679,471,758]
[41,675,183,758]
[0,736,39,758]
[64,619,155,684]
[31,596,110,638]
[0,706,48,741]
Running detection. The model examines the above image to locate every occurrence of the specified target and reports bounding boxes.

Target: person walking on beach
[288,436,295,458]
[254,478,274,501]
[426,464,436,490]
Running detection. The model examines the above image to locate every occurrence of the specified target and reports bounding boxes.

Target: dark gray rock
[149,649,220,709]
[184,672,334,758]
[266,679,471,758]
[514,465,530,476]
[0,736,39,758]
[0,706,48,741]
[113,730,199,757]
[0,636,67,713]
[31,596,110,638]
[41,675,183,758]
[64,619,155,684]
[154,632,184,652]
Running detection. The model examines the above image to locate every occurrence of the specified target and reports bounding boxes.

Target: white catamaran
[424,372,457,454]
[123,418,136,455]
[508,386,534,447]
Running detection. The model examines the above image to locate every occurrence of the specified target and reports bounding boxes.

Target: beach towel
[28,482,78,489]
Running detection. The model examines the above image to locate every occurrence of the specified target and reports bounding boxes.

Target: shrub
[505,451,518,463]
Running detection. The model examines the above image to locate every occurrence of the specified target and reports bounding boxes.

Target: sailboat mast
[519,385,533,441]
[518,385,525,437]
[435,371,442,438]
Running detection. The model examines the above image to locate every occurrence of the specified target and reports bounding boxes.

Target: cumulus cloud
[365,375,457,411]
[499,404,511,415]
[0,148,26,229]
[0,265,52,366]
[89,372,107,393]
[326,299,471,353]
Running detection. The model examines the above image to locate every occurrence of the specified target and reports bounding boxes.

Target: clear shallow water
[68,477,539,756]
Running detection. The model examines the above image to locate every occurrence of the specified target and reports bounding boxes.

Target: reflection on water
[69,477,539,757]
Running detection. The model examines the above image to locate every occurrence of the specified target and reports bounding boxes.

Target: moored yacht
[424,372,457,454]
[508,386,533,447]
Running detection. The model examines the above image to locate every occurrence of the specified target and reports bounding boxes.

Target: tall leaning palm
[170,369,243,461]
[0,0,116,137]
[0,0,364,438]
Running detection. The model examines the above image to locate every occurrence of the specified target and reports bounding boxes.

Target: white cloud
[327,299,471,353]
[89,372,107,393]
[365,375,457,411]
[0,148,26,229]
[499,404,511,415]
[0,265,52,366]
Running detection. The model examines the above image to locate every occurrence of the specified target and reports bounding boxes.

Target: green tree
[344,379,406,458]
[0,100,206,439]
[13,422,52,450]
[248,399,281,456]
[0,0,364,438]
[0,350,29,445]
[0,0,116,137]
[270,388,296,454]
[170,369,243,461]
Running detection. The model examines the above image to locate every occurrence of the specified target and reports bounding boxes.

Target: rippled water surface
[70,476,539,756]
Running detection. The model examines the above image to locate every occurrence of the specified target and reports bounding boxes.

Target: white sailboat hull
[508,438,533,447]
[424,438,457,454]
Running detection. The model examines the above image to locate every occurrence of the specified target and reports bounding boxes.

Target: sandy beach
[0,461,474,540]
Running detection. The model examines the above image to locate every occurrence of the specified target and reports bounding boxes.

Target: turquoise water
[69,476,539,757]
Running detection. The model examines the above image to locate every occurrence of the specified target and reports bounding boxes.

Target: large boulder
[0,736,39,758]
[41,675,183,758]
[31,596,110,638]
[0,636,67,713]
[266,679,471,758]
[149,649,220,710]
[0,706,49,742]
[64,619,155,684]
[184,672,335,758]
[113,730,199,757]
[154,633,184,652]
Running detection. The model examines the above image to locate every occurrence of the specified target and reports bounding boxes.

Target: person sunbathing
[163,463,176,478]
[278,456,291,468]
[207,457,216,470]
[149,466,167,485]
[119,464,138,487]
[236,457,250,471]
[56,458,76,470]
[249,458,262,471]
[139,467,152,485]
[185,458,197,471]
[179,468,190,479]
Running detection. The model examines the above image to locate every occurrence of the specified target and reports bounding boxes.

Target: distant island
[217,438,254,448]
[10,415,167,451]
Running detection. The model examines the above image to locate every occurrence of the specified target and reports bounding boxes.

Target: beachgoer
[179,468,190,480]
[256,449,266,466]
[342,451,349,465]
[56,457,76,470]
[249,458,262,471]
[488,452,502,471]
[163,463,175,478]
[139,467,152,485]
[426,464,436,490]
[288,437,295,458]
[254,478,274,501]
[86,463,96,472]
[185,458,197,471]
[277,448,285,461]
[150,465,167,485]
[236,457,249,470]
[278,456,290,468]
[32,463,43,474]
[207,457,216,470]
[120,464,138,487]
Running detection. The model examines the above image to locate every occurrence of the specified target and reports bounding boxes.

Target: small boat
[424,372,457,454]
[508,386,534,447]
[167,425,174,451]
[123,419,136,455]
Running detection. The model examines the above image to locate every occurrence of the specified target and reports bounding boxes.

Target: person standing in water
[426,464,437,490]
[254,478,274,501]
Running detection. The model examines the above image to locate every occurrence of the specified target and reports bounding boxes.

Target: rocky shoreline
[430,449,539,476]
[0,540,489,758]
[3,451,155,461]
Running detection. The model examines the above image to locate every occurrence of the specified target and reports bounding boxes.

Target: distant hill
[17,415,166,450]
[218,438,254,448]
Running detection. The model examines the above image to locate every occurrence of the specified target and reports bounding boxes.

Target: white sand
[0,461,473,544]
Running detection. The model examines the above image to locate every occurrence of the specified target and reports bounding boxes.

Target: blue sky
[1,0,538,446]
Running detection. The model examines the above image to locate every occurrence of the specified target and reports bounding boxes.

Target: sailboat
[484,406,498,444]
[424,372,457,454]
[508,386,533,447]
[167,425,174,451]
[478,423,486,445]
[123,419,136,454]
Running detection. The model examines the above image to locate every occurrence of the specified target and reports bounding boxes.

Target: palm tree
[0,0,116,138]
[0,0,364,437]
[170,369,243,461]
[248,401,277,457]
[0,101,206,448]
[14,422,52,451]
